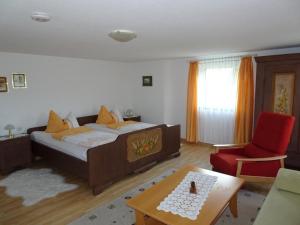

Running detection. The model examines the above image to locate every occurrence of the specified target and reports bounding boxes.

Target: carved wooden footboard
[87,125,167,194]
[87,140,126,195]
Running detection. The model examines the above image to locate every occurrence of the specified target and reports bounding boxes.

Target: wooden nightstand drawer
[0,135,32,174]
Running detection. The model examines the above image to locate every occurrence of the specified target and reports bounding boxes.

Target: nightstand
[123,115,141,122]
[0,134,32,174]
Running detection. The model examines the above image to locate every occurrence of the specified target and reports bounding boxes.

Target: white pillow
[65,112,80,128]
[112,108,124,122]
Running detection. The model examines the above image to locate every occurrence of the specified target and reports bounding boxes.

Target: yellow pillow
[96,106,116,124]
[45,110,69,133]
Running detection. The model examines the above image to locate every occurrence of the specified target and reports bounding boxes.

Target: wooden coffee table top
[127,165,245,225]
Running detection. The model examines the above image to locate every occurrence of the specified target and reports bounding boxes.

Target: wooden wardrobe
[254,53,300,169]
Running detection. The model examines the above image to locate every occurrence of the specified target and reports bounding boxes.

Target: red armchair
[210,112,295,182]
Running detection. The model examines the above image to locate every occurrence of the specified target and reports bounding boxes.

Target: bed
[27,115,180,195]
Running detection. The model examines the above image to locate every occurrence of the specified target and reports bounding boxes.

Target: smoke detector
[108,29,137,42]
[31,12,51,22]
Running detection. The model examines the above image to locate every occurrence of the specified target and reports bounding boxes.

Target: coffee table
[127,165,245,225]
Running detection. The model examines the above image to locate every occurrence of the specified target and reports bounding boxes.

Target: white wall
[128,59,188,137]
[0,52,132,136]
[129,61,169,124]
[163,60,189,137]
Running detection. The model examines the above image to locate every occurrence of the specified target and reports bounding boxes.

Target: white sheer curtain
[198,57,240,144]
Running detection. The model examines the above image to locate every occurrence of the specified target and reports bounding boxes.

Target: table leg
[229,192,238,218]
[135,210,146,225]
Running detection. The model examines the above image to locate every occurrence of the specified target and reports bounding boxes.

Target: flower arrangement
[275,85,288,114]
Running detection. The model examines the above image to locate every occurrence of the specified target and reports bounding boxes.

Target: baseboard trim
[180,138,214,148]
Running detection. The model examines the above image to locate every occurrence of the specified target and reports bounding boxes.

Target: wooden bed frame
[27,115,180,195]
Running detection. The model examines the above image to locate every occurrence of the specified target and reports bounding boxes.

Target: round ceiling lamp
[108,29,137,42]
[31,12,51,22]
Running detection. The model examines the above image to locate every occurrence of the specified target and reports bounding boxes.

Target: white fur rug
[0,168,78,206]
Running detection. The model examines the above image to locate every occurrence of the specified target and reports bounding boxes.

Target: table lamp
[4,124,15,138]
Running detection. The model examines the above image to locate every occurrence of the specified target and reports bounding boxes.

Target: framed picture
[272,73,295,115]
[0,76,8,92]
[142,76,152,86]
[12,73,27,88]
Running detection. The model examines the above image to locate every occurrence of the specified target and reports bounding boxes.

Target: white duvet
[62,130,118,148]
[85,122,156,135]
[31,130,118,161]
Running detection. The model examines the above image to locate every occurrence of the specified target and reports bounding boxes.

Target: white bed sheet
[85,122,156,135]
[31,131,90,161]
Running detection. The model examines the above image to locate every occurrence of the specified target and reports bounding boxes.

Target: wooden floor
[0,144,269,225]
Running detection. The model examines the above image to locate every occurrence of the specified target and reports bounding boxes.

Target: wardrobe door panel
[263,64,300,153]
[255,54,300,169]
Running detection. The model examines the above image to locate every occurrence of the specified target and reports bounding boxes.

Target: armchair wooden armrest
[236,155,287,177]
[213,143,249,153]
[236,155,287,162]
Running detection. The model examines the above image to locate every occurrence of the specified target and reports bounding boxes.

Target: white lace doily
[157,171,217,220]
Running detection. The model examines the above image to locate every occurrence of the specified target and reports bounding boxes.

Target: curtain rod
[187,54,257,63]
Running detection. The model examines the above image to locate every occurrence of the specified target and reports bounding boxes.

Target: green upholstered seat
[254,168,300,225]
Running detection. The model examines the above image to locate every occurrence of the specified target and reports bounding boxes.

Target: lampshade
[108,29,137,42]
[4,124,15,130]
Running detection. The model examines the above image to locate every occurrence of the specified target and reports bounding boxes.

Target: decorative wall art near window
[12,73,27,88]
[0,76,8,92]
[272,73,295,115]
[142,76,152,86]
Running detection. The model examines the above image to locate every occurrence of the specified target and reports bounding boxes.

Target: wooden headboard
[77,115,97,126]
[27,114,98,134]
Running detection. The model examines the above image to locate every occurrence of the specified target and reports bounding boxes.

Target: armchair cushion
[211,152,282,177]
[252,112,295,155]
[210,152,245,176]
[218,147,245,155]
[244,144,279,158]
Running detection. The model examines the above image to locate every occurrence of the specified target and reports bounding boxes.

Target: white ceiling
[0,0,300,62]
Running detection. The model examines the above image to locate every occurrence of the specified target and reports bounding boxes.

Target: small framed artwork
[272,73,295,115]
[0,76,8,92]
[12,73,27,88]
[142,76,152,86]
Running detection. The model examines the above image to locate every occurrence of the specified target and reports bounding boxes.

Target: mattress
[85,122,156,135]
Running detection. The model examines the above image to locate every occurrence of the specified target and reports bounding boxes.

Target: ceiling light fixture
[31,12,51,22]
[108,29,137,42]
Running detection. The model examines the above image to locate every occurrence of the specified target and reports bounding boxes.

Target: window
[197,57,240,144]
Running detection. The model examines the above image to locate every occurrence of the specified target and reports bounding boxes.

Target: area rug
[0,168,78,206]
[70,169,265,225]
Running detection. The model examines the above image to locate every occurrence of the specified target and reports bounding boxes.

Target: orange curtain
[234,57,254,144]
[186,62,199,143]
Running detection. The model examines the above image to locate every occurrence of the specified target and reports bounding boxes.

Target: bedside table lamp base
[8,129,14,139]
[4,124,15,139]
